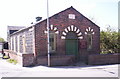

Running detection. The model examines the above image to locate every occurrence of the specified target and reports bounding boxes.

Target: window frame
[87,34,92,50]
[49,32,56,53]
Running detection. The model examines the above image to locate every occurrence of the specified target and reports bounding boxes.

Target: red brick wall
[88,53,120,65]
[22,54,35,67]
[37,55,75,66]
[4,50,18,60]
[34,7,100,63]
[4,50,35,67]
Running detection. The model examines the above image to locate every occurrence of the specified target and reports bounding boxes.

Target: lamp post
[47,0,50,67]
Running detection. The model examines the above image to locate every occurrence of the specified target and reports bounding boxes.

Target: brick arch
[44,25,59,34]
[85,26,95,35]
[61,25,83,39]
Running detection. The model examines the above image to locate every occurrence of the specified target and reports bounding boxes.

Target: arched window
[49,32,56,53]
[44,25,58,53]
[85,27,95,50]
[87,34,92,50]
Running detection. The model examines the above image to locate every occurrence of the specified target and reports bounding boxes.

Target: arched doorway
[65,32,78,57]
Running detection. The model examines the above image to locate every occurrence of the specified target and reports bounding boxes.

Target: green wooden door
[65,32,78,56]
[66,39,78,56]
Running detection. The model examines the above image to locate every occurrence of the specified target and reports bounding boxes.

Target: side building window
[20,35,23,53]
[17,35,20,53]
[12,37,14,51]
[22,35,26,53]
[10,37,12,50]
[15,36,18,52]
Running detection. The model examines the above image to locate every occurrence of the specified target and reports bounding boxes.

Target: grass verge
[7,59,18,65]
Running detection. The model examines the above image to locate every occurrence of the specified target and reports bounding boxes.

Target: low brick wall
[37,55,75,66]
[22,54,35,67]
[3,50,35,67]
[3,50,75,66]
[88,53,120,65]
[4,50,18,60]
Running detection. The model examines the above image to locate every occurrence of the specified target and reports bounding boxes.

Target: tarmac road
[0,58,119,77]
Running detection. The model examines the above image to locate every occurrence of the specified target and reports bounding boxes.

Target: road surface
[0,58,119,78]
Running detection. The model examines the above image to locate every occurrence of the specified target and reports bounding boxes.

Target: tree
[100,26,119,54]
[0,37,5,42]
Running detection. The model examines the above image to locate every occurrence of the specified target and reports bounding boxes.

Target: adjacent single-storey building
[6,6,100,66]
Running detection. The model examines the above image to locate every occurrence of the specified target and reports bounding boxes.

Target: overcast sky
[0,0,118,41]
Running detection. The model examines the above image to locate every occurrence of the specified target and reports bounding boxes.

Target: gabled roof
[68,6,99,28]
[10,6,100,36]
[36,6,100,28]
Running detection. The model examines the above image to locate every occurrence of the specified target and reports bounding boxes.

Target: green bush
[0,37,5,42]
[13,60,18,64]
[100,27,119,54]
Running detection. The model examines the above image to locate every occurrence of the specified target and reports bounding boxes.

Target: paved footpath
[0,58,119,77]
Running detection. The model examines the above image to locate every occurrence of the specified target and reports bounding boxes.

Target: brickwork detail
[61,25,83,39]
[44,25,59,34]
[85,27,95,35]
